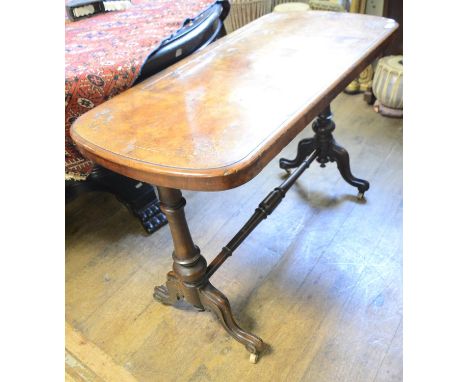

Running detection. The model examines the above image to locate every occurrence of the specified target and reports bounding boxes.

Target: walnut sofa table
[71,11,398,363]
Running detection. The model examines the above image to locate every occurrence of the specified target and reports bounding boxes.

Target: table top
[71,11,398,191]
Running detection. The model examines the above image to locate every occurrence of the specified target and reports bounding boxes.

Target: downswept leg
[153,186,264,362]
[199,282,264,363]
[278,104,370,198]
[314,106,369,198]
[279,137,317,172]
[329,142,370,198]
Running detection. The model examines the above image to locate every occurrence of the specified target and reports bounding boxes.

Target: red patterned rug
[65,0,216,180]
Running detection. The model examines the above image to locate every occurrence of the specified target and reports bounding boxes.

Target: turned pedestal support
[153,187,264,362]
[279,105,370,198]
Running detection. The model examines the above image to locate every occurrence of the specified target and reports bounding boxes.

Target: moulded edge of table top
[71,12,398,191]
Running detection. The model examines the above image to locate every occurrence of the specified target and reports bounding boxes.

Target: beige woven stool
[274,2,310,12]
[223,0,272,34]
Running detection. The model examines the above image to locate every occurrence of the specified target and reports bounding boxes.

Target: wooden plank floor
[66,93,403,382]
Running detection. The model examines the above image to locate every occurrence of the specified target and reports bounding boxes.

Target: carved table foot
[199,282,264,363]
[153,271,186,306]
[329,142,369,199]
[153,272,264,362]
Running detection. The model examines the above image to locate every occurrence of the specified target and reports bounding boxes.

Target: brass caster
[357,192,365,200]
[249,353,259,364]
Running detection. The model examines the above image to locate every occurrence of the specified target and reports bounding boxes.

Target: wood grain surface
[71,11,397,191]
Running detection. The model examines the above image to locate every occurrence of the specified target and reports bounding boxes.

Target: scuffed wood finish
[71,11,397,191]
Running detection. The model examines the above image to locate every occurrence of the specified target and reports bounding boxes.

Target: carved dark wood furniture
[71,11,398,362]
[66,0,230,234]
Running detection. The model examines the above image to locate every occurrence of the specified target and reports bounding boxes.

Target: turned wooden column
[155,187,265,361]
[156,187,207,309]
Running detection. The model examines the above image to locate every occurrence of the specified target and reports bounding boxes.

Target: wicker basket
[224,0,273,34]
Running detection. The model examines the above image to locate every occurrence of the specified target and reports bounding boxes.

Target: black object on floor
[67,166,168,234]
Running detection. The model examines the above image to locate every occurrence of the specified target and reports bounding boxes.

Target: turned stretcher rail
[206,151,319,279]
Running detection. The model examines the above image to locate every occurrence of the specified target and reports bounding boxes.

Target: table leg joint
[279,104,370,197]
